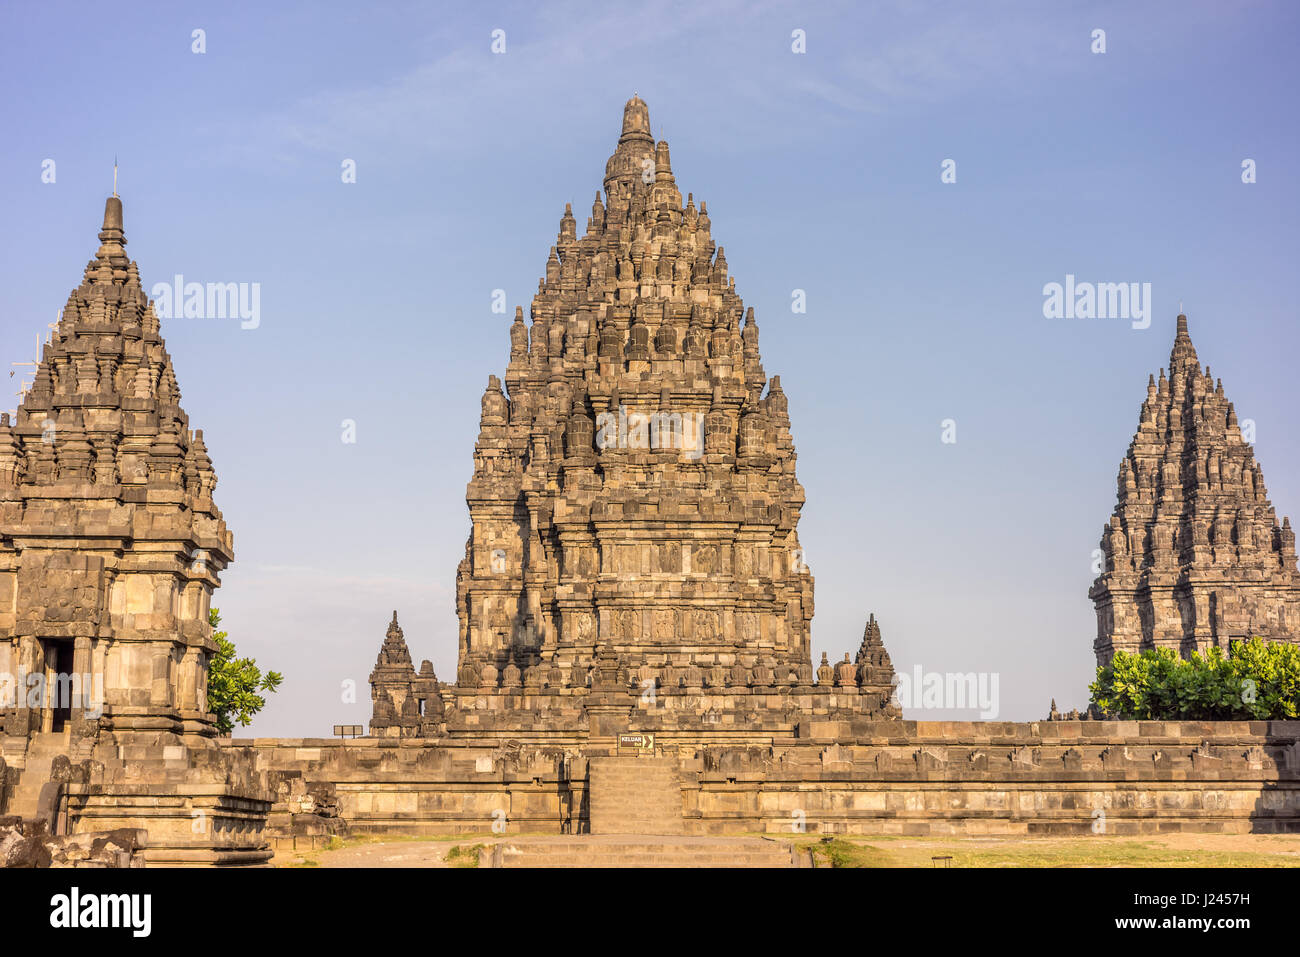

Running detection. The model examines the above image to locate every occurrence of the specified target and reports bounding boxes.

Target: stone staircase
[588,755,684,834]
[7,731,70,823]
[482,835,810,868]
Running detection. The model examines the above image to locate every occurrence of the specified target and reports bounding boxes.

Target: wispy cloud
[243,564,451,603]
[210,0,1107,169]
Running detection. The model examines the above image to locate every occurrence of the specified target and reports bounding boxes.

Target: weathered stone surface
[0,817,146,868]
[1090,315,1300,663]
[0,195,232,745]
[0,819,53,867]
[372,96,897,742]
[247,720,1300,838]
[368,611,441,737]
[0,195,271,865]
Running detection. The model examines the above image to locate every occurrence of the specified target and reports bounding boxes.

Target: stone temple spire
[368,610,441,737]
[0,194,234,745]
[451,97,896,730]
[855,614,901,716]
[1089,314,1300,664]
[375,610,413,668]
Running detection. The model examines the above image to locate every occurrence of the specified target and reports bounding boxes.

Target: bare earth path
[275,832,1300,868]
[305,839,465,868]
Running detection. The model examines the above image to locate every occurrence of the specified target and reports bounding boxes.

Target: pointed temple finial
[654,138,673,180]
[620,94,651,138]
[102,193,124,233]
[1169,312,1197,371]
[604,95,656,192]
[113,155,118,198]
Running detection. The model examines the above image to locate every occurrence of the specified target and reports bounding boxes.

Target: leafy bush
[1089,637,1300,720]
[207,608,283,734]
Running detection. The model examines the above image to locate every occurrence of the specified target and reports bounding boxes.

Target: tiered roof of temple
[371,97,899,739]
[0,195,233,748]
[1089,314,1300,664]
[368,611,439,737]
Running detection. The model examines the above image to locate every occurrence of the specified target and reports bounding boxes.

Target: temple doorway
[39,638,74,733]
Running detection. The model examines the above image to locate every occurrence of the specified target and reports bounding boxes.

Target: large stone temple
[369,96,899,742]
[0,195,232,747]
[1089,314,1300,664]
[0,195,269,864]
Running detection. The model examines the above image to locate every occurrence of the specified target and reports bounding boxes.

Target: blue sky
[2,0,1297,734]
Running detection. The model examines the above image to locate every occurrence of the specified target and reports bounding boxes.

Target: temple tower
[1089,314,1300,665]
[0,195,234,755]
[368,610,441,736]
[450,97,897,722]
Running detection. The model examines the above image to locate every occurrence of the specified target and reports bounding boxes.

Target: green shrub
[1089,637,1300,720]
[207,608,283,735]
[446,843,484,868]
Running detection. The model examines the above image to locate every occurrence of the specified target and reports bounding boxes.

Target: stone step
[588,815,685,834]
[590,780,679,790]
[503,849,796,862]
[589,761,677,772]
[499,854,793,868]
[588,756,686,835]
[495,852,800,866]
[591,793,678,803]
[9,755,55,819]
[487,837,805,868]
[26,731,71,757]
[589,793,680,804]
[592,754,691,832]
[498,841,783,855]
[585,820,683,832]
[592,811,686,826]
[588,804,681,816]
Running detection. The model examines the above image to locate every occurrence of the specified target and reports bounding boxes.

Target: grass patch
[795,834,1300,868]
[445,843,485,868]
[802,838,896,868]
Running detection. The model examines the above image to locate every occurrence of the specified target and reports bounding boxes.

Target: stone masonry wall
[237,720,1300,840]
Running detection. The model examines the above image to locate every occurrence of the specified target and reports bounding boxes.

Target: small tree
[1090,637,1300,720]
[207,608,283,735]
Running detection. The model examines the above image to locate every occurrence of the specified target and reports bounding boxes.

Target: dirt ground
[274,831,1300,868]
[280,836,471,868]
